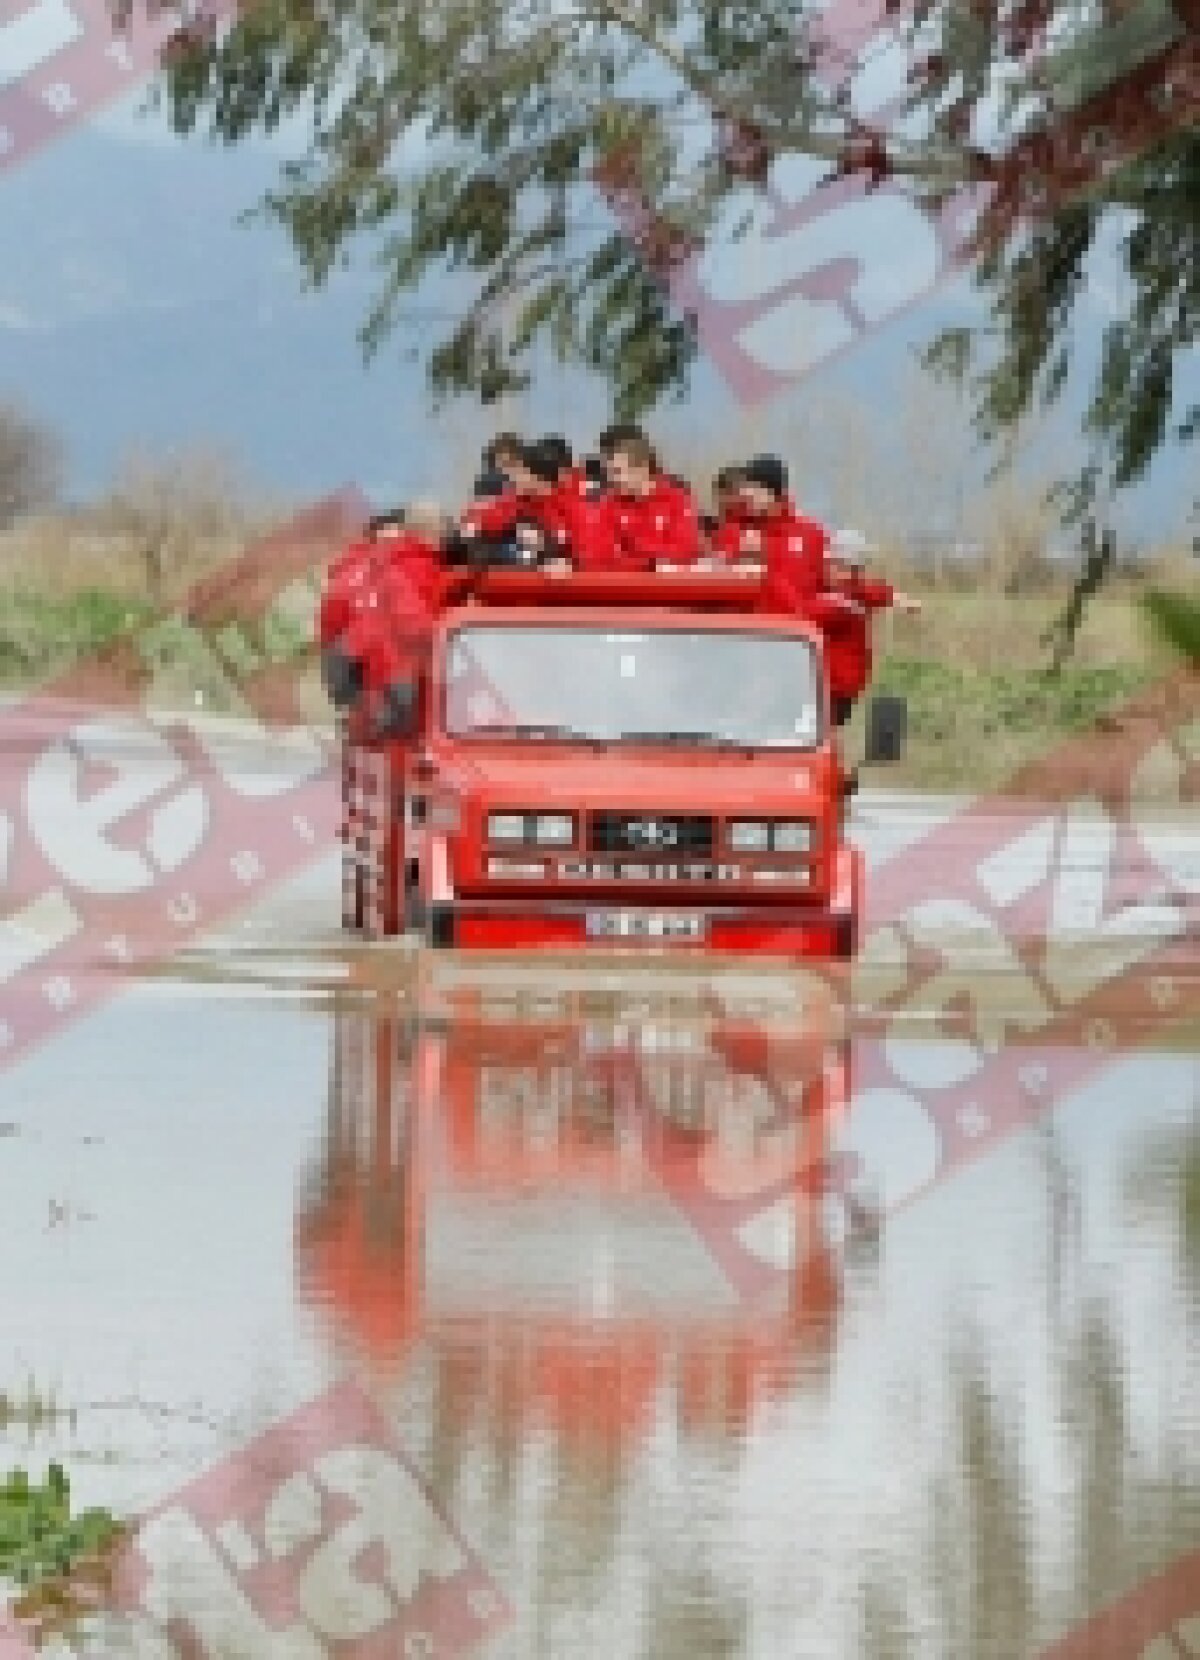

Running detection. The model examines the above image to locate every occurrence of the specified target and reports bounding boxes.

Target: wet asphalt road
[0,742,1197,1658]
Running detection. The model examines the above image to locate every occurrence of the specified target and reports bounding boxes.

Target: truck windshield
[443,625,821,749]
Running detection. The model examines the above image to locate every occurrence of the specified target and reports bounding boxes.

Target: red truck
[325,562,905,958]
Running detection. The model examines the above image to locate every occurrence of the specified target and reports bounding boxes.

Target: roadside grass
[0,589,156,685]
[0,510,323,722]
[862,654,1158,793]
[841,554,1189,793]
[1143,586,1200,664]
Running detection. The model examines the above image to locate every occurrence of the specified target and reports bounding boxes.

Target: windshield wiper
[469,722,601,742]
[619,730,751,749]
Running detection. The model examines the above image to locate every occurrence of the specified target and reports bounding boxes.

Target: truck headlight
[487,858,547,879]
[488,813,528,845]
[728,819,814,854]
[729,821,770,853]
[772,820,814,853]
[533,814,574,847]
[487,811,576,848]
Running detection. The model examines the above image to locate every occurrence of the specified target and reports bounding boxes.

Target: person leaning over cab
[319,505,441,674]
[445,432,524,565]
[715,457,924,721]
[454,439,547,567]
[318,500,452,732]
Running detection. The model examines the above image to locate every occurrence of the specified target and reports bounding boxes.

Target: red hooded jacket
[319,537,377,650]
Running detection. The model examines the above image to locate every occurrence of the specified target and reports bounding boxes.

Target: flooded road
[1,775,1197,1657]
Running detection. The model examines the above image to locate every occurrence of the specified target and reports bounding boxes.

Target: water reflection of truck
[328,569,904,954]
[297,983,851,1447]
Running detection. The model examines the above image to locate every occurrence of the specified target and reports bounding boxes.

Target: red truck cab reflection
[298,984,853,1451]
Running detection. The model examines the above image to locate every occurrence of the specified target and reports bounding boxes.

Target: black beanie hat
[741,454,788,498]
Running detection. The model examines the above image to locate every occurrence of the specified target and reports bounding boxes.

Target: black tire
[834,913,858,960]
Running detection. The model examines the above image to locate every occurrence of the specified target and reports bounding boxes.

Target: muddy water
[1,926,1196,1658]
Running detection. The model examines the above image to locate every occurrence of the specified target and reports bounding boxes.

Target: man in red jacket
[825,544,922,719]
[713,455,828,605]
[455,440,574,567]
[319,507,450,724]
[712,457,868,721]
[537,434,611,569]
[591,429,701,571]
[701,465,748,559]
[715,459,924,719]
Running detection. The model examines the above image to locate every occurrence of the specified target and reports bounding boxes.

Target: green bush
[0,1463,122,1591]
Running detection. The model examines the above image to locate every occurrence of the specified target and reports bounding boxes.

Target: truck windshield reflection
[444,625,821,748]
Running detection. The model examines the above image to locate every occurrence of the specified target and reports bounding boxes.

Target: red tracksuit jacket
[712,499,828,608]
[713,505,886,706]
[319,533,443,651]
[585,477,701,571]
[831,569,895,612]
[335,563,423,682]
[460,489,572,558]
[822,569,897,705]
[548,471,610,568]
[319,537,377,650]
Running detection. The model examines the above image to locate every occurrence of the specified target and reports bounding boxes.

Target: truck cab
[361,569,868,959]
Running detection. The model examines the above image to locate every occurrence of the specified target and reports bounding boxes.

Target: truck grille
[588,812,715,858]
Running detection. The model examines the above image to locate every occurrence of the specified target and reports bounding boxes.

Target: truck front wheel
[834,913,857,959]
[403,864,426,936]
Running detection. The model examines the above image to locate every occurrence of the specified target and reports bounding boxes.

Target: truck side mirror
[375,678,419,738]
[865,693,907,764]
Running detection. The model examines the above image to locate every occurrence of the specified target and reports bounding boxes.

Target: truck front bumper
[424,897,858,960]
